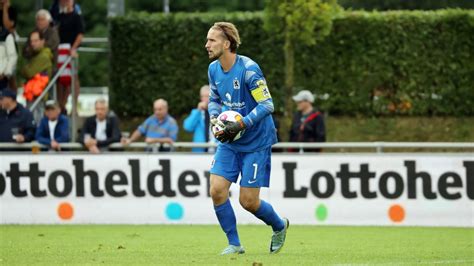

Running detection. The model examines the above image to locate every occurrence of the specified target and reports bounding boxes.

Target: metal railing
[29,56,72,111]
[17,37,109,44]
[21,37,109,142]
[0,142,473,153]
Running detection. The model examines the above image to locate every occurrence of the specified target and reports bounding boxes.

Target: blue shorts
[210,145,272,188]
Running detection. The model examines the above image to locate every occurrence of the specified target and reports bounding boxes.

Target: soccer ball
[211,110,245,142]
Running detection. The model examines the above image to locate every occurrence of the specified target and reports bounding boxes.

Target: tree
[264,0,341,133]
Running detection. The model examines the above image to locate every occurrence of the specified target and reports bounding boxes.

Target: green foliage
[110,10,474,117]
[339,0,474,10]
[109,12,285,117]
[300,10,474,115]
[126,0,265,13]
[264,0,341,130]
[264,0,341,46]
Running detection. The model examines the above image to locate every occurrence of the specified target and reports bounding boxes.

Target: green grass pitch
[1,225,473,265]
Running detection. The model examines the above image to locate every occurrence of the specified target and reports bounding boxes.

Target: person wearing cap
[35,100,69,150]
[289,90,326,152]
[0,89,36,143]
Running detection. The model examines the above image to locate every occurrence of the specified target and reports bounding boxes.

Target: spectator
[0,0,16,33]
[23,9,59,61]
[55,0,84,114]
[183,85,212,152]
[35,100,69,151]
[0,24,16,91]
[0,0,18,92]
[50,0,81,21]
[122,99,178,152]
[80,98,121,154]
[289,90,326,152]
[21,30,53,122]
[0,89,35,143]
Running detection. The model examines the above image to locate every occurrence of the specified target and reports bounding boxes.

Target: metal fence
[1,142,473,153]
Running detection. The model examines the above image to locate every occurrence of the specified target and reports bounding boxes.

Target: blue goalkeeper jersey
[208,55,277,152]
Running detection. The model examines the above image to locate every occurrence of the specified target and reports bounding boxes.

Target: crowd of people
[0,86,326,153]
[0,0,84,115]
[0,0,326,153]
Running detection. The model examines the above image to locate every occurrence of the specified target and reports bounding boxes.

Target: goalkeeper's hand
[210,115,223,128]
[215,119,245,143]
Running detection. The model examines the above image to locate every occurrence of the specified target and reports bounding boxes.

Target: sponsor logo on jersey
[222,100,246,109]
[233,78,240,90]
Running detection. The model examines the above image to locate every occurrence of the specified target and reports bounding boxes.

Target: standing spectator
[23,9,59,62]
[122,99,178,152]
[183,85,212,152]
[80,98,121,154]
[35,100,69,151]
[55,0,84,114]
[0,19,16,91]
[50,0,81,21]
[0,89,35,143]
[0,0,18,92]
[289,90,326,152]
[21,30,53,122]
[0,0,16,34]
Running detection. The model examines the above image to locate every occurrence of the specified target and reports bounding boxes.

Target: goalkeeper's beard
[209,49,224,61]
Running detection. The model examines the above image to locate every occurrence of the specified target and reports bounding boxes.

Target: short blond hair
[211,22,241,53]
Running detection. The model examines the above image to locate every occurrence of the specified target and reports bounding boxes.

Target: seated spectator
[122,99,178,152]
[23,9,59,61]
[289,90,326,152]
[0,89,35,143]
[183,85,212,152]
[21,30,53,122]
[80,98,121,154]
[35,100,69,151]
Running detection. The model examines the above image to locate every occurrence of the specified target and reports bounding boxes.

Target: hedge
[109,10,474,117]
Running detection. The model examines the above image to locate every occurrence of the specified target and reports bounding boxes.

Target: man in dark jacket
[289,90,326,152]
[0,89,36,143]
[80,98,121,153]
[35,100,69,150]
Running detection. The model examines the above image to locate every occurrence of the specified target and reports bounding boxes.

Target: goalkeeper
[205,22,289,255]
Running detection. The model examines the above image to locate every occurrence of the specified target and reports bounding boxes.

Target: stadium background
[2,0,473,265]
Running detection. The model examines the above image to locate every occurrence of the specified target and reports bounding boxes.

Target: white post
[71,58,77,142]
[163,0,170,13]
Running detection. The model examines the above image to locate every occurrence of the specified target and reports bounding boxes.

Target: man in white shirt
[35,100,69,150]
[81,98,121,153]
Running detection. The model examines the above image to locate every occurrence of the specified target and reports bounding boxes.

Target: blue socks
[215,199,284,246]
[254,200,285,232]
[214,199,240,246]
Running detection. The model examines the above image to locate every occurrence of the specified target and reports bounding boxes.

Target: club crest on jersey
[233,78,240,90]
